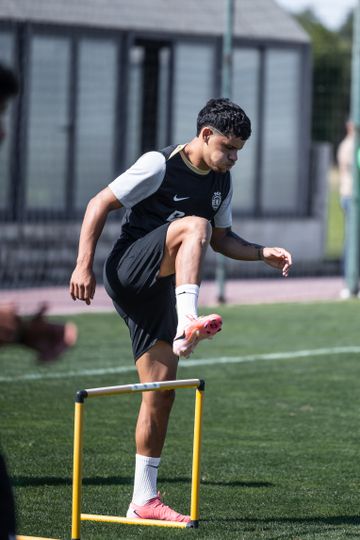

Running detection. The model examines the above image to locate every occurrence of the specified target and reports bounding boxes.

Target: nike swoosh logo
[173,195,190,202]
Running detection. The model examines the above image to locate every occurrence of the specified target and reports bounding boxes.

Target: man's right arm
[69,187,122,305]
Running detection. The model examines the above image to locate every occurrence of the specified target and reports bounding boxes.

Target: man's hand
[69,265,96,305]
[0,304,19,344]
[262,247,292,277]
[68,188,122,305]
[0,303,77,362]
[20,304,78,362]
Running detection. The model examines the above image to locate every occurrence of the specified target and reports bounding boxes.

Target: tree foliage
[295,8,353,151]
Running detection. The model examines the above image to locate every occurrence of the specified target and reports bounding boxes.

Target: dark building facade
[0,1,328,285]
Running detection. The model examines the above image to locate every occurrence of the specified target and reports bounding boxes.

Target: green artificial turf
[326,184,344,260]
[1,301,360,539]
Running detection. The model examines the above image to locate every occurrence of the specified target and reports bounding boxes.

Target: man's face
[201,127,246,173]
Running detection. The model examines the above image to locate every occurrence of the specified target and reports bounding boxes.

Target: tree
[295,9,353,153]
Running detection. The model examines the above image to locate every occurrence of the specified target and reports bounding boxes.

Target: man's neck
[182,138,210,171]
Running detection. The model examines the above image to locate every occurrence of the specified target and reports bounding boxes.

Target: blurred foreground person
[0,62,77,540]
[0,62,77,360]
[0,303,77,361]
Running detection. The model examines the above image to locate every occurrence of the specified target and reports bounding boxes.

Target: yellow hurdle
[16,536,60,540]
[71,378,205,540]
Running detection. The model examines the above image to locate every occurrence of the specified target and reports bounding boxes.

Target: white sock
[175,283,200,335]
[131,454,161,506]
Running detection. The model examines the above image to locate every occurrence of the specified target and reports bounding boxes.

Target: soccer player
[70,97,292,522]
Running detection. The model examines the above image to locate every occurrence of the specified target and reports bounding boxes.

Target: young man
[0,62,77,540]
[70,97,292,522]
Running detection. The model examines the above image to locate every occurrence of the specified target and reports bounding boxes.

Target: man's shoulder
[131,150,167,176]
[158,144,182,160]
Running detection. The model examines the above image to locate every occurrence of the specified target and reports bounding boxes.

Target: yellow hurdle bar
[71,378,205,539]
[83,378,202,398]
[81,513,190,528]
[16,536,60,540]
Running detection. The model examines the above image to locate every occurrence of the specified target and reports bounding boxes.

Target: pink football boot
[127,492,191,523]
[173,313,222,358]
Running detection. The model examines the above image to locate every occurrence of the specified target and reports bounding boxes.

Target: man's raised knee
[178,216,211,242]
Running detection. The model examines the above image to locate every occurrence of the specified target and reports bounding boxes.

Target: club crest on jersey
[212,192,222,210]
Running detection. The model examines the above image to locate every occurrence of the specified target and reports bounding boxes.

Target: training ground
[1,276,360,539]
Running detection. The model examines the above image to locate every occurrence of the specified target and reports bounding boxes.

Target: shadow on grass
[205,515,360,526]
[12,475,273,489]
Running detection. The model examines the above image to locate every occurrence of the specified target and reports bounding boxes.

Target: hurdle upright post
[71,390,87,540]
[190,380,205,525]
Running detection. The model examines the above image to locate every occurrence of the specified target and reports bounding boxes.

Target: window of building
[231,48,261,214]
[261,48,301,213]
[125,40,171,168]
[125,46,145,167]
[22,30,122,216]
[26,35,70,210]
[0,31,16,213]
[75,38,118,210]
[173,41,215,143]
[157,47,171,150]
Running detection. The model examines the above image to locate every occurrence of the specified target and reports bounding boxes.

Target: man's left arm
[210,227,292,277]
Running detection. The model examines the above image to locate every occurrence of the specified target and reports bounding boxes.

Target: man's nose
[230,150,238,162]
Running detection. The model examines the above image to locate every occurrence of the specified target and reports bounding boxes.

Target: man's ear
[201,127,213,143]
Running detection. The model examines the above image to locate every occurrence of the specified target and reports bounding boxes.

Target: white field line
[1,346,360,384]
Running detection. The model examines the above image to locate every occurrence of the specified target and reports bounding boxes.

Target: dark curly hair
[0,63,19,101]
[197,97,251,140]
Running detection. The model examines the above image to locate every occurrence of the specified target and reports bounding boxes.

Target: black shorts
[103,223,177,360]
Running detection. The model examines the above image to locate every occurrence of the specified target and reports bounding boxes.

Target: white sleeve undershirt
[108,151,166,208]
[213,179,233,228]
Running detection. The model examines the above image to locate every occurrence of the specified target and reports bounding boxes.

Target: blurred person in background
[337,119,355,299]
[0,61,77,540]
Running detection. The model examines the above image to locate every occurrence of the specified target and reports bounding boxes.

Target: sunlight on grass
[2,304,360,539]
